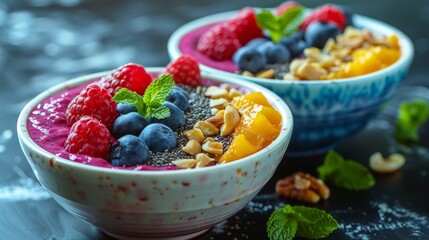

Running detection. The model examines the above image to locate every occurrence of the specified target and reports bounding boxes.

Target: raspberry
[98,63,152,96]
[197,24,241,61]
[229,8,264,45]
[165,55,202,87]
[66,83,118,130]
[300,4,346,30]
[65,116,111,158]
[275,1,301,16]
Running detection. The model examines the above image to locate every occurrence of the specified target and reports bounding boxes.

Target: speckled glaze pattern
[17,68,293,239]
[168,10,414,156]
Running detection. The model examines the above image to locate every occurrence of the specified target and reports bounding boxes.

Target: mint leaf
[293,206,338,239]
[395,99,429,143]
[317,150,375,190]
[148,105,170,119]
[256,7,304,43]
[143,74,175,109]
[112,74,175,119]
[278,6,304,36]
[112,88,146,116]
[266,205,338,240]
[267,205,297,240]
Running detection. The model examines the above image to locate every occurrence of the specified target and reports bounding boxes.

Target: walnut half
[275,172,330,204]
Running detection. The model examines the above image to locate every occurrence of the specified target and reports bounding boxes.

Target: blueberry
[117,103,137,115]
[245,38,269,49]
[257,41,291,64]
[166,87,189,111]
[139,123,177,152]
[289,40,307,57]
[305,22,341,49]
[232,46,266,74]
[173,86,189,98]
[149,101,185,130]
[280,32,307,57]
[112,112,149,139]
[110,135,150,167]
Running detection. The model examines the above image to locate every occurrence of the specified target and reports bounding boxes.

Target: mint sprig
[112,74,175,119]
[267,205,338,240]
[256,7,304,43]
[395,99,429,143]
[317,150,375,190]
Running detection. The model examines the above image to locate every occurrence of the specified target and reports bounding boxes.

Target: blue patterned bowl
[168,10,414,156]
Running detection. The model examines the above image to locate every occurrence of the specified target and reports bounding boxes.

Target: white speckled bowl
[17,68,293,239]
[168,10,414,156]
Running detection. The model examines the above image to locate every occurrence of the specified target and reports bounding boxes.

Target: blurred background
[0,0,428,239]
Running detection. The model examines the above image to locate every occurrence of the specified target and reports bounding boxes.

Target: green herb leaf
[317,150,375,190]
[111,88,146,116]
[112,74,175,119]
[395,99,429,143]
[256,7,304,43]
[267,205,297,240]
[266,205,338,240]
[293,206,338,239]
[143,74,175,108]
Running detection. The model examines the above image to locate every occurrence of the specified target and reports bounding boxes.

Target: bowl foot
[104,228,209,240]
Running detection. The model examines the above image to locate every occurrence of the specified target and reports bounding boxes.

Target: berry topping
[166,86,190,111]
[112,112,149,139]
[110,135,150,167]
[300,4,346,30]
[275,1,301,16]
[98,63,153,96]
[65,83,118,130]
[165,55,202,87]
[139,123,177,153]
[65,116,111,158]
[305,22,340,49]
[229,8,264,45]
[232,46,266,74]
[149,101,185,130]
[257,41,291,64]
[197,24,242,61]
[116,103,137,115]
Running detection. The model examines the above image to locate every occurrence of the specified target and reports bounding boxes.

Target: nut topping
[184,128,205,143]
[194,121,219,136]
[182,140,202,155]
[275,172,330,204]
[205,86,229,99]
[220,104,240,136]
[206,112,224,128]
[195,153,216,168]
[172,159,197,169]
[369,152,406,173]
[201,141,223,155]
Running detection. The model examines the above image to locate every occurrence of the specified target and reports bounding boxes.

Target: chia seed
[145,85,232,167]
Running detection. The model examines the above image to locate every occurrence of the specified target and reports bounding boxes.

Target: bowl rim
[17,67,293,176]
[168,9,414,86]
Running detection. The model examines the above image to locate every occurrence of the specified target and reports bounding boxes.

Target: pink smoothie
[179,22,239,73]
[26,80,178,171]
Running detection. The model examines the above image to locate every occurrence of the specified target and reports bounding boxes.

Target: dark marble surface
[1,0,429,239]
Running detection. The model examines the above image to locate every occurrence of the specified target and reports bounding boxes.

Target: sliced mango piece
[220,134,258,163]
[232,92,271,109]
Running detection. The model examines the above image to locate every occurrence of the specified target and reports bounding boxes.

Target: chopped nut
[283,73,299,81]
[195,153,215,168]
[304,47,335,69]
[182,140,202,155]
[242,71,254,77]
[227,88,243,100]
[369,152,406,173]
[210,108,219,115]
[205,86,229,99]
[202,141,223,155]
[203,137,215,143]
[256,69,275,79]
[289,59,306,77]
[275,172,330,204]
[172,159,196,169]
[209,98,229,108]
[184,128,205,143]
[220,104,240,136]
[194,121,219,136]
[206,112,224,128]
[295,60,328,80]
